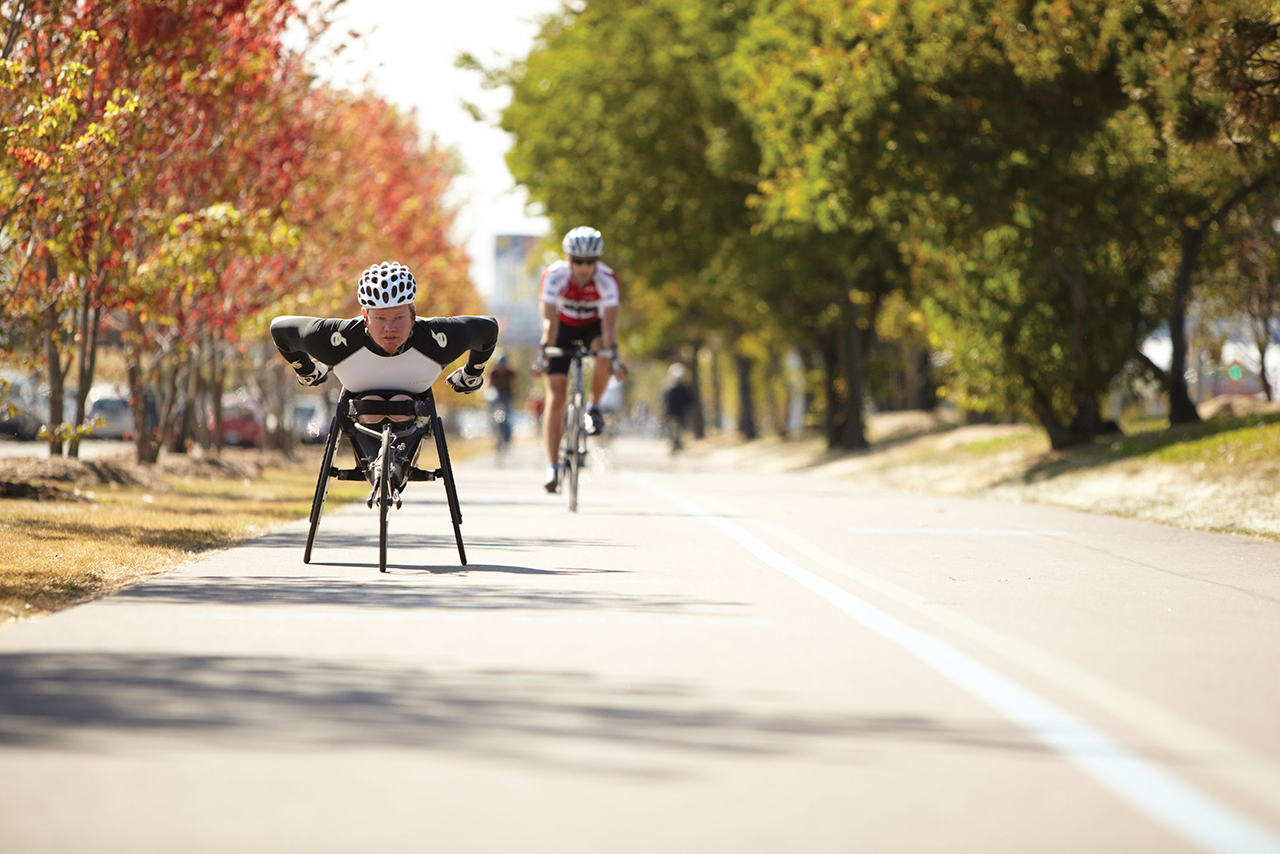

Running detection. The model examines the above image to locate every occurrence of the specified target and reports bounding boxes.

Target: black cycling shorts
[546,321,602,375]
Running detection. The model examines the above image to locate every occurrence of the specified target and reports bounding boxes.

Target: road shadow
[251,527,624,553]
[112,573,733,614]
[0,652,1049,773]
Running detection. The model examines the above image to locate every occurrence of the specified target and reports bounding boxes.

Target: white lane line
[849,527,1069,536]
[770,521,1280,818]
[629,475,1280,854]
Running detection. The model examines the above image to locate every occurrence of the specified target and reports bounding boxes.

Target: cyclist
[269,262,499,455]
[532,226,623,492]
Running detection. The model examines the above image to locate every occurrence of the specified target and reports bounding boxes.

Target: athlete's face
[363,304,415,353]
[568,256,597,286]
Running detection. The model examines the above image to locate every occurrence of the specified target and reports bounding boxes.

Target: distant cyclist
[269,262,499,456]
[532,226,624,492]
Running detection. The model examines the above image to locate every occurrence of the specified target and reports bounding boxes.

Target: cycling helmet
[357,261,417,309]
[562,226,603,258]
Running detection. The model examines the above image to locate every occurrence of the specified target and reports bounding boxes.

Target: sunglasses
[569,257,597,266]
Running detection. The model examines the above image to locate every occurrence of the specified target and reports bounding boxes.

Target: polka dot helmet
[357,261,417,309]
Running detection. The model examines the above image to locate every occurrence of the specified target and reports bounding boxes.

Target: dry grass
[694,403,1280,542]
[0,448,367,623]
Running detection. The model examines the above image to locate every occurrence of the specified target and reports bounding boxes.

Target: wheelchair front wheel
[377,424,392,573]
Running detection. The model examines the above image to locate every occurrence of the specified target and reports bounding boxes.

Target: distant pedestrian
[661,363,694,454]
[485,354,516,451]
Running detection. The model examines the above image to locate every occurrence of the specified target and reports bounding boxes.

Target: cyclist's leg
[542,328,575,468]
[544,372,568,464]
[588,331,610,407]
[356,394,414,424]
[586,329,609,435]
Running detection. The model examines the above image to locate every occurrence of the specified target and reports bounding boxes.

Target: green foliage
[729,0,1184,447]
[496,0,762,352]
[38,415,105,444]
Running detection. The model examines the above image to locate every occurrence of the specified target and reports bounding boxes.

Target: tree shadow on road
[0,651,1049,775]
[251,527,626,553]
[108,573,709,614]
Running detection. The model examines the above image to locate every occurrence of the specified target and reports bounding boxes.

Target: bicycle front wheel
[566,394,583,512]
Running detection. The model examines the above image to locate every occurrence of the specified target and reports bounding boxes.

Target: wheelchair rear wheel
[304,410,341,564]
[435,413,467,565]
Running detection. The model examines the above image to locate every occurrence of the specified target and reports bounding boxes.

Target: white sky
[301,0,563,297]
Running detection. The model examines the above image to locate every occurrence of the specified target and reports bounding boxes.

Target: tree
[1202,192,1280,399]
[731,0,1169,448]
[1120,1,1280,423]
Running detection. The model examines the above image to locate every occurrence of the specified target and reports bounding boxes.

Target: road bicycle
[304,387,465,573]
[544,345,613,512]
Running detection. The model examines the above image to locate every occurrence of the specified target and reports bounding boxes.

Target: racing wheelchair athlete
[270,261,499,572]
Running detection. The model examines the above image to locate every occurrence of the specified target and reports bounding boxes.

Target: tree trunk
[734,353,756,440]
[69,288,101,460]
[709,348,723,432]
[766,348,786,437]
[41,258,71,458]
[821,331,841,449]
[688,344,706,439]
[916,350,937,410]
[41,282,67,457]
[211,344,225,454]
[838,299,872,450]
[1254,319,1274,402]
[1167,179,1267,423]
[126,336,160,465]
[1168,224,1205,424]
[157,355,181,454]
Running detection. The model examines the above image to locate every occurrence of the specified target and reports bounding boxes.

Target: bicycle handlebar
[543,346,616,359]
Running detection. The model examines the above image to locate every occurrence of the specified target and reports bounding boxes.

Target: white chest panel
[332,347,444,394]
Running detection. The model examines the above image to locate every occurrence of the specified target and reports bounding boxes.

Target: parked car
[86,384,133,440]
[218,394,265,447]
[0,369,44,441]
[292,398,331,445]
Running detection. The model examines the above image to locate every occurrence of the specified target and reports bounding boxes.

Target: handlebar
[543,346,616,359]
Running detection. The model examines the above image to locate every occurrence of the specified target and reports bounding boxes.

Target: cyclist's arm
[539,301,560,348]
[600,304,619,351]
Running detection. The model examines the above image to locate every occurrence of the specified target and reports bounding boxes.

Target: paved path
[2,437,1278,853]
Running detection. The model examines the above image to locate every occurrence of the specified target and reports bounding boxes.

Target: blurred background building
[489,234,545,347]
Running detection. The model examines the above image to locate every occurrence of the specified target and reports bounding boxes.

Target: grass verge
[695,403,1280,542]
[0,448,367,624]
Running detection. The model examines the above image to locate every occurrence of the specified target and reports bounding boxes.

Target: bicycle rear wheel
[377,425,392,573]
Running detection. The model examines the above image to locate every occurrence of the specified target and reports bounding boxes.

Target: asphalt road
[1,436,1278,853]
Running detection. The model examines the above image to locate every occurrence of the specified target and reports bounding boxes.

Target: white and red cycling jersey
[539,260,621,327]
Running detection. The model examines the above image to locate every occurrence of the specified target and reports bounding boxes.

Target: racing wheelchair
[303,388,465,572]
